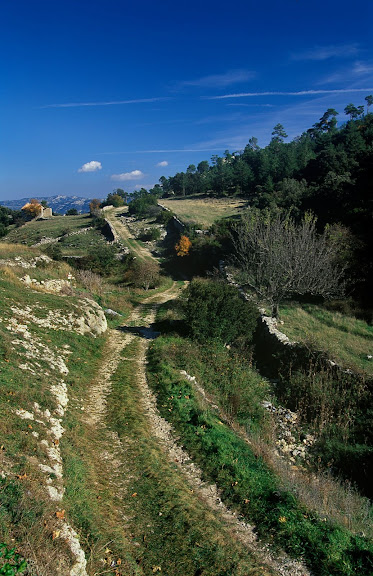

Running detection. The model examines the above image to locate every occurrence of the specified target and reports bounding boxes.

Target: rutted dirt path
[106,206,155,261]
[87,208,312,575]
[81,278,311,576]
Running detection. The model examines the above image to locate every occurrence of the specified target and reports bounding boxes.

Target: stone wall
[220,260,371,385]
[158,203,186,233]
[102,218,118,242]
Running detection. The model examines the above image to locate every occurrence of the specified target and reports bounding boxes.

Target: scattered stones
[8,298,107,338]
[263,401,315,462]
[0,255,52,268]
[21,274,72,293]
[4,280,107,575]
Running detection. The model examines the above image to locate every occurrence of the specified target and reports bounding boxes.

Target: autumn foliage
[175,235,192,257]
[21,198,42,217]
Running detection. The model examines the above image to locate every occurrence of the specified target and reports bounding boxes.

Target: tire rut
[130,299,311,576]
[83,213,311,574]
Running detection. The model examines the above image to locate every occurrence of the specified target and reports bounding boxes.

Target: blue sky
[1,0,373,201]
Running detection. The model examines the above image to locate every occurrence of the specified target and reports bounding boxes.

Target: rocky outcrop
[0,254,52,268]
[76,298,108,336]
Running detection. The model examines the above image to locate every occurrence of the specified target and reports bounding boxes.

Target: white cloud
[352,61,373,75]
[78,161,102,173]
[111,170,144,181]
[180,69,255,89]
[291,44,360,61]
[134,184,155,190]
[156,160,168,167]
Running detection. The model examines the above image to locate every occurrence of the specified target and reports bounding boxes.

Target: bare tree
[232,210,345,317]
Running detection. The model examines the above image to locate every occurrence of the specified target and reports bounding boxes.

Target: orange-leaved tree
[89,198,102,217]
[21,198,42,218]
[175,235,192,257]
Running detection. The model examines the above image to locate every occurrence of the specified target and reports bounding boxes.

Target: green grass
[55,227,109,256]
[4,215,92,246]
[0,255,112,571]
[146,332,373,576]
[279,303,373,375]
[105,340,272,576]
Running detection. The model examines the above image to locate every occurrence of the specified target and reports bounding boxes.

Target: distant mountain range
[0,195,102,215]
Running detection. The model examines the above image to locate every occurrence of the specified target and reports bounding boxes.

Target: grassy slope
[146,317,373,576]
[4,214,112,259]
[160,195,248,228]
[0,240,271,575]
[5,215,91,244]
[0,244,107,573]
[279,303,373,375]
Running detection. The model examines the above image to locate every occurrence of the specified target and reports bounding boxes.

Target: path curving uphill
[78,211,311,576]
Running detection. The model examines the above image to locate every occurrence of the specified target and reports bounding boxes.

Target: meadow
[160,195,248,228]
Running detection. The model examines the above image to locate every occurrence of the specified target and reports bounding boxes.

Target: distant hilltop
[0,195,102,215]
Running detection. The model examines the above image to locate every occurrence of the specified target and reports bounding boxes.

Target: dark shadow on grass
[118,325,161,340]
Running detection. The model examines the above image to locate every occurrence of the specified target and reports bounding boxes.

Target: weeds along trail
[75,280,310,576]
[132,304,310,576]
[72,218,307,574]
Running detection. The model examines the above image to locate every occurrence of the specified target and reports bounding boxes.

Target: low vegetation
[2,131,373,576]
[279,302,373,375]
[4,214,92,246]
[148,296,373,576]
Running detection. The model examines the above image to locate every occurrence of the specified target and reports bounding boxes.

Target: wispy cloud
[179,69,255,89]
[291,43,359,61]
[40,97,170,109]
[99,148,223,155]
[353,61,373,75]
[156,160,168,167]
[78,160,102,173]
[319,61,373,84]
[208,88,373,100]
[111,170,144,182]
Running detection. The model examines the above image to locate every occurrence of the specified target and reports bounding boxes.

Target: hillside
[0,196,99,215]
[1,213,373,576]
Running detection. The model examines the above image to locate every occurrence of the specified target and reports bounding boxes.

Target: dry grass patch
[0,242,41,259]
[160,196,248,228]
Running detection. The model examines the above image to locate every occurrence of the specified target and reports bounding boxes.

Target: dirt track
[82,213,311,576]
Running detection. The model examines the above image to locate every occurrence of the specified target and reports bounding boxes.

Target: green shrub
[183,278,258,346]
[77,243,117,276]
[42,243,63,261]
[190,235,223,274]
[0,543,27,575]
[157,210,174,226]
[129,194,160,219]
[139,227,161,241]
